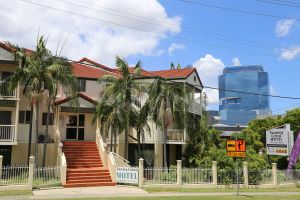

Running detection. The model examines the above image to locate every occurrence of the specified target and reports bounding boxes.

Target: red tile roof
[71,62,120,79]
[149,68,196,79]
[54,92,97,106]
[78,57,113,71]
[0,42,33,55]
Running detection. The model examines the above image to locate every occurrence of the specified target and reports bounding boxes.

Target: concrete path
[2,186,300,200]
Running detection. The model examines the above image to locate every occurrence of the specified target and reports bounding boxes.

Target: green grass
[0,190,32,196]
[44,196,300,200]
[144,187,300,193]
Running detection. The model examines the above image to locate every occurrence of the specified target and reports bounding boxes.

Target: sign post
[226,138,246,196]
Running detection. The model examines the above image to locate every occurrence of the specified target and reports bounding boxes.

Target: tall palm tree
[146,78,189,168]
[42,56,78,167]
[98,56,144,159]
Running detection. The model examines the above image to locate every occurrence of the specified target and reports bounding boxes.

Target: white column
[0,155,3,178]
[177,160,182,185]
[138,158,144,187]
[272,163,278,186]
[28,156,35,190]
[212,161,218,187]
[243,162,248,188]
[14,83,20,144]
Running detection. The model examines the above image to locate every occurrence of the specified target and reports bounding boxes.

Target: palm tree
[98,56,144,159]
[146,78,189,168]
[42,56,78,167]
[132,101,151,159]
[94,99,126,153]
[8,36,77,166]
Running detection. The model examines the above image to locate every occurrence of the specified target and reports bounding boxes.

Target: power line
[203,86,300,100]
[256,0,300,8]
[178,0,300,20]
[17,0,296,61]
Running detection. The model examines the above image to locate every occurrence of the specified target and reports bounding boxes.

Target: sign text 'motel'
[116,167,138,184]
[226,139,246,158]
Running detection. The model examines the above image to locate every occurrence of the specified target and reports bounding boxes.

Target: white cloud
[270,86,276,95]
[193,54,225,105]
[168,43,185,55]
[275,19,296,37]
[279,46,300,60]
[232,57,241,66]
[0,0,181,65]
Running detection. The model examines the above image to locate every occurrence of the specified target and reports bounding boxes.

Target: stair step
[67,174,111,178]
[67,178,112,184]
[63,182,116,188]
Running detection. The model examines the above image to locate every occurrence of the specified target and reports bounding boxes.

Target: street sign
[226,139,246,157]
[266,124,294,156]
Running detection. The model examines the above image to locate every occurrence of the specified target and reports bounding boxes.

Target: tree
[147,78,188,167]
[98,56,143,159]
[170,62,175,70]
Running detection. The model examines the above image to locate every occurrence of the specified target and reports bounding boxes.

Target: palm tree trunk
[124,129,129,159]
[42,103,50,167]
[113,127,117,153]
[34,101,40,167]
[27,103,34,165]
[137,130,141,159]
[163,123,168,168]
[110,129,113,152]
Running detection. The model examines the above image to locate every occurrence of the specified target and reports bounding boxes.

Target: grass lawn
[144,187,300,193]
[0,190,32,196]
[47,196,300,200]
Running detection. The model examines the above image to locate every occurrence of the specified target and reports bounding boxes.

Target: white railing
[0,125,16,143]
[0,165,29,186]
[144,167,177,185]
[0,82,17,99]
[166,129,184,143]
[33,166,61,189]
[110,152,130,167]
[189,101,202,115]
[182,168,212,184]
[60,153,67,185]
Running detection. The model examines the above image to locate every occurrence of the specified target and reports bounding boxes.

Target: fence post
[272,163,278,186]
[177,160,182,185]
[243,162,248,188]
[28,156,35,190]
[212,161,218,187]
[138,158,144,187]
[0,155,3,178]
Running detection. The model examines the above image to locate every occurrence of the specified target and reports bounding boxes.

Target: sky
[1,0,300,114]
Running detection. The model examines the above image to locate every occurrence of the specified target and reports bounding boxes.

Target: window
[19,111,31,124]
[78,79,86,92]
[226,98,241,104]
[42,113,54,125]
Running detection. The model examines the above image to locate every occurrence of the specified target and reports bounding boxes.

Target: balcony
[0,82,17,100]
[166,129,185,144]
[0,125,17,145]
[189,101,202,115]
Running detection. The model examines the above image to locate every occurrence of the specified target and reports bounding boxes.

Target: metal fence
[182,168,212,184]
[278,169,300,185]
[0,165,29,186]
[218,169,244,185]
[144,167,177,184]
[33,166,61,189]
[248,169,273,185]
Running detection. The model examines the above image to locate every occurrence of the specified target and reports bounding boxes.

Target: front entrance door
[66,114,85,140]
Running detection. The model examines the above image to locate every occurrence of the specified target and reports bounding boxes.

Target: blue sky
[127,0,300,113]
[1,0,300,114]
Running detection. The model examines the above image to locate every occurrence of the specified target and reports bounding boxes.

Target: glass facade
[219,65,271,126]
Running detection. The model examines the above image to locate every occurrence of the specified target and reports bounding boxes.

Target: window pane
[79,79,86,92]
[25,111,31,124]
[19,111,25,123]
[79,114,85,126]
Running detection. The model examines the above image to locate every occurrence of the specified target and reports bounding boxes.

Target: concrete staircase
[63,141,116,188]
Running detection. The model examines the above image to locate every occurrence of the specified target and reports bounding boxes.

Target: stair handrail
[110,152,131,167]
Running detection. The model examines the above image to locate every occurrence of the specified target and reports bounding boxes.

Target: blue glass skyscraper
[219,65,271,126]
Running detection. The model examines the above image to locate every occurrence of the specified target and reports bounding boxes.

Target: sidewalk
[1,186,300,200]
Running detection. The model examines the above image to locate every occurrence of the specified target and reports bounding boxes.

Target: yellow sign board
[226,152,246,158]
[226,140,236,151]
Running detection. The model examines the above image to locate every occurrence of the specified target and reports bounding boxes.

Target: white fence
[182,168,212,184]
[0,165,29,186]
[33,166,61,189]
[144,167,177,185]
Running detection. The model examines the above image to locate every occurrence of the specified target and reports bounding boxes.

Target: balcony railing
[0,82,17,100]
[189,101,202,115]
[166,129,185,143]
[0,125,16,143]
